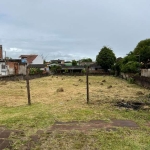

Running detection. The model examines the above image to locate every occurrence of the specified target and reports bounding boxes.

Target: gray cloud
[0,0,150,61]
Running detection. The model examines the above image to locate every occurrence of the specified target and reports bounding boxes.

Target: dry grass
[0,75,150,125]
[0,76,149,107]
[1,75,150,149]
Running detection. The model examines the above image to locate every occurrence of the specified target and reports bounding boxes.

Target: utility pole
[86,66,89,104]
[26,66,31,105]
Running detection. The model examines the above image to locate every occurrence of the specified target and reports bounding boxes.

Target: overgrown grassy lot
[0,75,150,149]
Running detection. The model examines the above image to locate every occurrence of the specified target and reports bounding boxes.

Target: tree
[80,58,92,62]
[121,61,141,73]
[96,46,116,71]
[122,51,137,64]
[133,39,150,63]
[112,57,123,76]
[72,60,77,66]
[120,51,141,74]
[50,65,61,73]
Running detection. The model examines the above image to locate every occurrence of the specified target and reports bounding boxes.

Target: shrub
[121,61,140,73]
[29,68,43,75]
[127,77,134,84]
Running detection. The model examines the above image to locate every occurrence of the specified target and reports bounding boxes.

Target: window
[2,64,6,69]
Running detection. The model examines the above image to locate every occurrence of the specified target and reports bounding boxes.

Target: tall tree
[96,46,116,71]
[133,39,150,63]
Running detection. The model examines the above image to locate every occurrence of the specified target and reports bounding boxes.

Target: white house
[19,55,43,65]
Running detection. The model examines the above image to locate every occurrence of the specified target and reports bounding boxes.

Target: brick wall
[0,45,2,59]
[6,62,15,74]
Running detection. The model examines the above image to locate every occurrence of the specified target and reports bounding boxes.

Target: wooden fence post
[86,66,89,104]
[26,66,31,105]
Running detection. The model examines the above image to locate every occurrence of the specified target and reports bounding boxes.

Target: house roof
[48,63,61,66]
[64,62,72,66]
[79,62,95,66]
[19,55,38,63]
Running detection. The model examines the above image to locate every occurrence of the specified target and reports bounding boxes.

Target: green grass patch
[0,76,150,149]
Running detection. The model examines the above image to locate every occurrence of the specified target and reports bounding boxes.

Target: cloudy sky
[0,0,150,61]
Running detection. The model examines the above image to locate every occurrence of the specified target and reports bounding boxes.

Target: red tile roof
[19,55,38,64]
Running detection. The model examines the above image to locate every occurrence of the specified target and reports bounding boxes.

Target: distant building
[50,59,64,64]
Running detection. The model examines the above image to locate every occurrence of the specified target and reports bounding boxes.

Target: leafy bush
[81,69,86,74]
[121,61,141,73]
[127,77,134,84]
[64,68,68,73]
[29,68,43,75]
[50,65,61,73]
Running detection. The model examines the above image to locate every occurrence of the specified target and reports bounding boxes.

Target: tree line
[96,38,150,75]
[50,38,150,75]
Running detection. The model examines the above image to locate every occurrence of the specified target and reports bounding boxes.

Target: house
[0,45,27,75]
[0,60,8,76]
[19,55,43,65]
[89,63,102,70]
[60,65,85,74]
[50,59,64,65]
[88,63,104,74]
[79,62,94,66]
[0,45,8,76]
[0,59,27,76]
[6,59,27,75]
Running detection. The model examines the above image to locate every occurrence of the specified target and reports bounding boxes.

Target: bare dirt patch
[0,119,139,149]
[115,100,150,110]
[49,119,138,132]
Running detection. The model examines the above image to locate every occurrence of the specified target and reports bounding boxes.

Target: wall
[120,72,135,79]
[0,74,24,81]
[120,72,150,89]
[0,73,49,81]
[7,62,15,75]
[0,62,2,75]
[32,55,43,64]
[6,62,27,75]
[141,69,150,77]
[19,64,27,75]
[89,70,105,74]
[133,76,150,89]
